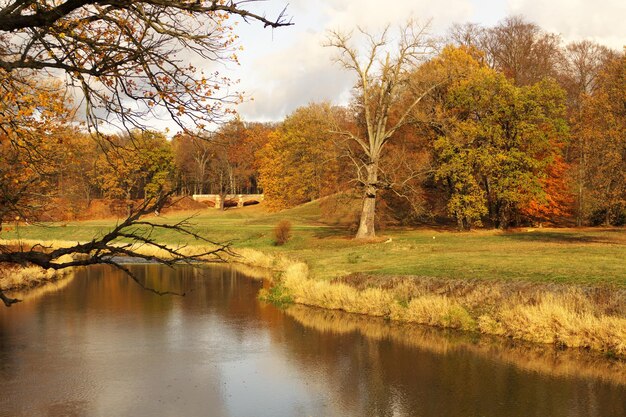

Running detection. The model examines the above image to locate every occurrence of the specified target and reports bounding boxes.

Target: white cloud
[236,0,475,121]
[237,32,354,121]
[320,0,473,32]
[508,0,626,49]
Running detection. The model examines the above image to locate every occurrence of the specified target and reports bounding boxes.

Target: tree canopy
[0,1,291,130]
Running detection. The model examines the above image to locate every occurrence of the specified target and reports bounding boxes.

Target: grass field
[3,200,625,286]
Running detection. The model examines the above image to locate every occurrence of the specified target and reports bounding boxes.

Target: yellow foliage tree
[258,103,341,210]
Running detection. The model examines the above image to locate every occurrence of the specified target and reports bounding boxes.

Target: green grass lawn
[3,201,625,286]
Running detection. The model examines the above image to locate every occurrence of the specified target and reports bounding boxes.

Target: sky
[223,0,626,121]
[153,0,626,131]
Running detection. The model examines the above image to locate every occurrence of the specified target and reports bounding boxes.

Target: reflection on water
[285,305,626,387]
[0,265,624,417]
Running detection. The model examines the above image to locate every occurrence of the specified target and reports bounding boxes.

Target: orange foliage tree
[0,74,76,225]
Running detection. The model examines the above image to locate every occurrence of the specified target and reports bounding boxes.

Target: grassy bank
[1,201,625,354]
[3,200,625,285]
[271,259,626,356]
[0,254,75,295]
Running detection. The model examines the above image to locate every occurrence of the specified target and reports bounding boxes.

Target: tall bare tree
[327,20,436,238]
[560,41,614,225]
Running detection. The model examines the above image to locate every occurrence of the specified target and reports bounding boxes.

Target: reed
[0,254,75,291]
[257,257,626,356]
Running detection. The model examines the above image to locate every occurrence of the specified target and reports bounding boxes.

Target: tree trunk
[577,137,586,227]
[456,214,465,231]
[355,163,378,239]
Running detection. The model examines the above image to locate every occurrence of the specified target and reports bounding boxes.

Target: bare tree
[561,40,613,104]
[448,16,563,86]
[482,16,562,86]
[326,20,436,238]
[560,41,614,225]
[447,22,485,50]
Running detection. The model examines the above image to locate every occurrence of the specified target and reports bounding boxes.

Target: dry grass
[0,254,75,291]
[247,256,626,356]
[495,293,626,353]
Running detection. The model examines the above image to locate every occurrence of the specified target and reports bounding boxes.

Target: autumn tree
[429,47,569,229]
[576,52,626,225]
[0,1,291,306]
[0,75,75,226]
[258,103,342,210]
[95,130,175,203]
[327,20,437,238]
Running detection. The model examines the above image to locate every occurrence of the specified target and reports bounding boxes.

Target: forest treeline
[2,16,625,229]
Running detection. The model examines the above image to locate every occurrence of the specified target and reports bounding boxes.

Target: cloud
[508,0,626,49]
[319,0,473,32]
[236,0,475,121]
[237,32,354,121]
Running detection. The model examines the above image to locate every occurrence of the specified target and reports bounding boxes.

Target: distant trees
[173,120,272,201]
[213,119,268,196]
[172,133,214,196]
[95,131,175,202]
[560,41,616,225]
[576,53,626,225]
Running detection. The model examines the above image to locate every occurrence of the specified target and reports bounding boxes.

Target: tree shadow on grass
[312,225,352,239]
[499,231,619,244]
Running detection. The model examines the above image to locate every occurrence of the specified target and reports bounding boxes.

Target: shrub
[258,283,294,307]
[273,220,292,246]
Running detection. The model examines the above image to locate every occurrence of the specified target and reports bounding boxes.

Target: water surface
[0,265,624,417]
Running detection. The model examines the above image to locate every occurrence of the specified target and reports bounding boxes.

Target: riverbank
[3,201,625,285]
[2,240,625,356]
[0,254,74,292]
[236,249,625,357]
[1,201,624,355]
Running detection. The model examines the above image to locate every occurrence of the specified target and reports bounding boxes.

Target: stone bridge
[192,194,264,209]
